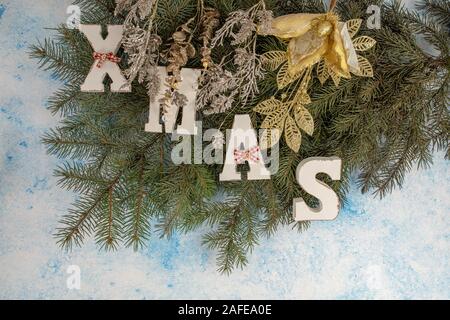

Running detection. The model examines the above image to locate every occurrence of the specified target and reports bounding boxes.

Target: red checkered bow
[234,146,261,164]
[93,52,121,68]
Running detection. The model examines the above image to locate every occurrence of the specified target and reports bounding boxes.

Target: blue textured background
[0,0,449,300]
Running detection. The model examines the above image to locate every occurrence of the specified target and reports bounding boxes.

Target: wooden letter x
[79,25,131,93]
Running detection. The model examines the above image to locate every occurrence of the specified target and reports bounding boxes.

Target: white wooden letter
[145,67,201,135]
[294,157,342,221]
[79,24,131,93]
[220,115,271,181]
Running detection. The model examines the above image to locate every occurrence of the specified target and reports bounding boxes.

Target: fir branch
[55,162,110,194]
[202,181,268,274]
[56,172,123,250]
[95,184,124,251]
[260,180,289,237]
[42,128,133,160]
[30,39,85,82]
[416,0,450,28]
[157,0,197,37]
[47,83,82,116]
[73,0,118,24]
[155,165,216,238]
[203,204,248,274]
[125,156,149,250]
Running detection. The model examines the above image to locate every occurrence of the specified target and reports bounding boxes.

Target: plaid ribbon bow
[234,146,261,164]
[93,52,121,68]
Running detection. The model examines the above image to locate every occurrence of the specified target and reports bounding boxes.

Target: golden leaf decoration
[355,55,374,77]
[254,97,283,115]
[261,51,287,71]
[277,62,304,89]
[352,36,376,51]
[328,66,341,86]
[260,128,281,150]
[317,59,330,85]
[260,106,289,130]
[294,105,314,136]
[293,88,311,106]
[284,115,302,153]
[252,16,377,153]
[346,19,363,38]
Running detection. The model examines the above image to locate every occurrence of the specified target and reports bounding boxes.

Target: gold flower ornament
[255,9,376,152]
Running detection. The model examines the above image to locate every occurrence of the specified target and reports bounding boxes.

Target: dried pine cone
[161,22,197,119]
[200,8,220,69]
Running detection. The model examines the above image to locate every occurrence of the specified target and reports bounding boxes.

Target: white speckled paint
[0,0,448,300]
